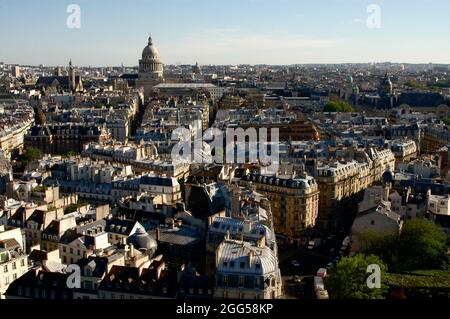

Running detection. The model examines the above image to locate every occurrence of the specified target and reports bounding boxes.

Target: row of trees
[326,219,449,299]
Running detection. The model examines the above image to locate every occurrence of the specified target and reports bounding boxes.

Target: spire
[148,34,153,45]
[69,59,72,67]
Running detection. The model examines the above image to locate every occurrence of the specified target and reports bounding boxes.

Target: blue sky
[0,0,449,66]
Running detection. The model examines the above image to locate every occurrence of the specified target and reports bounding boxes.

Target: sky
[0,0,449,66]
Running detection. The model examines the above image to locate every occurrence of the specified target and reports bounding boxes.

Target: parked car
[308,239,321,249]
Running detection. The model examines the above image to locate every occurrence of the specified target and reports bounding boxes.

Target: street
[278,230,349,299]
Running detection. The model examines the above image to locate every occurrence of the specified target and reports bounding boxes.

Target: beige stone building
[316,148,395,230]
[0,238,28,296]
[240,173,319,240]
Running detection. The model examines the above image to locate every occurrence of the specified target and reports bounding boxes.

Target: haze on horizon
[1,0,449,67]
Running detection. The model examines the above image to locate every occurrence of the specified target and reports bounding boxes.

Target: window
[4,265,8,273]
[13,273,17,281]
[12,262,17,270]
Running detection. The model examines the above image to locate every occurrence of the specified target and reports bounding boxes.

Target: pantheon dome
[142,36,161,61]
[137,35,165,98]
[138,35,164,79]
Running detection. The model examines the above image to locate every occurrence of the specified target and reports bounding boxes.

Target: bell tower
[68,59,76,91]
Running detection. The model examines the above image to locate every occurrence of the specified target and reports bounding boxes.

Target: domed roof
[126,227,157,254]
[142,36,161,60]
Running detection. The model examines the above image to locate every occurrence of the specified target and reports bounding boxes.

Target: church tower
[68,59,76,91]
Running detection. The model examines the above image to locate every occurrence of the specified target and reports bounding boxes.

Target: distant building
[154,83,225,101]
[36,60,83,92]
[25,123,109,154]
[12,66,20,78]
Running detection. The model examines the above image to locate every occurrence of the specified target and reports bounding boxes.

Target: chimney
[156,261,165,280]
[257,235,265,248]
[248,249,255,267]
[130,243,135,259]
[383,182,390,202]
[243,220,251,233]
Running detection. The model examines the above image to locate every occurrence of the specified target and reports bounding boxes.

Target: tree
[443,118,450,126]
[21,147,42,165]
[66,151,78,157]
[324,101,354,113]
[325,254,388,299]
[395,219,448,271]
[358,230,398,267]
